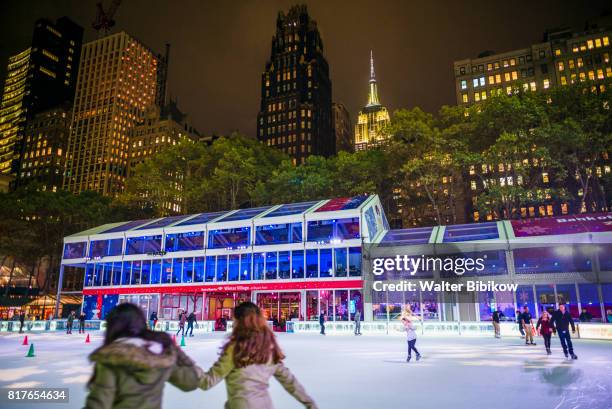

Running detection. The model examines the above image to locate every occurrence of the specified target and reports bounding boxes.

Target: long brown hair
[222,301,285,368]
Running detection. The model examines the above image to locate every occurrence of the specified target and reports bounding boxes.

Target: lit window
[462,93,468,103]
[603,36,610,46]
[473,78,479,87]
[587,40,594,49]
[554,49,561,56]
[542,172,549,183]
[460,80,467,89]
[479,77,485,86]
[543,79,550,88]
[557,61,564,71]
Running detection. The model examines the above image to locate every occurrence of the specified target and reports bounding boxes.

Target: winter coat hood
[89,337,179,383]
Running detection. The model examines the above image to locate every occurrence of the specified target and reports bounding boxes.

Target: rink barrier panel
[1,320,611,340]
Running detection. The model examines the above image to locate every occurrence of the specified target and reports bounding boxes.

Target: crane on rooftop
[92,0,122,36]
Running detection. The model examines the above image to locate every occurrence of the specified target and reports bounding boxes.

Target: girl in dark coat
[536,310,554,355]
[84,303,203,409]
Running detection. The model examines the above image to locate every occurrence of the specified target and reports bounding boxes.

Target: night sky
[1,1,609,138]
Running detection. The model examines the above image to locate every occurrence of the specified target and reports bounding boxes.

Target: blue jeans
[558,330,574,355]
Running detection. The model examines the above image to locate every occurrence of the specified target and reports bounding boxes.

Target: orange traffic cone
[85,334,90,343]
[22,335,28,345]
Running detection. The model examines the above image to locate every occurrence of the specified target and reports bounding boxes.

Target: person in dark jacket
[354,310,362,336]
[79,312,87,334]
[319,312,326,336]
[551,304,577,359]
[492,309,504,338]
[186,312,197,337]
[536,311,554,355]
[84,303,203,409]
[516,310,525,338]
[521,306,536,345]
[67,311,76,334]
[18,311,26,333]
[176,310,186,337]
[149,311,158,330]
[578,309,592,322]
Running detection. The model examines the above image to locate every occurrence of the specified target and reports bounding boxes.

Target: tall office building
[0,17,82,178]
[332,102,353,153]
[354,51,390,151]
[64,32,167,196]
[257,4,334,164]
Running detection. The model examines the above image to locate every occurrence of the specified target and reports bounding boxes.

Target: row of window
[64,218,360,259]
[84,247,362,287]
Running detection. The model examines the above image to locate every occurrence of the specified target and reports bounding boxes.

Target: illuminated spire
[367,50,380,107]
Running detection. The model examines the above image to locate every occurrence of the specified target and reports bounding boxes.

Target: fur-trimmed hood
[90,337,177,371]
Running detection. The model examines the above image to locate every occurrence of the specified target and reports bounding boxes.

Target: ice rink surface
[0,331,611,409]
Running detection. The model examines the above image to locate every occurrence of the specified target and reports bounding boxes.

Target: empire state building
[354,51,390,151]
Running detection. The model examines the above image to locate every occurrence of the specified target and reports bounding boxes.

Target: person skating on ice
[516,310,525,338]
[319,311,326,335]
[492,308,504,338]
[176,309,186,337]
[199,302,318,409]
[79,311,86,334]
[187,311,197,337]
[551,304,578,360]
[353,310,361,336]
[536,310,554,355]
[521,306,536,345]
[67,310,76,334]
[402,317,421,362]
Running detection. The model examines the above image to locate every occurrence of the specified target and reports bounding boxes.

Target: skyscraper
[332,102,353,153]
[63,32,166,196]
[0,17,83,178]
[354,51,390,151]
[257,4,334,164]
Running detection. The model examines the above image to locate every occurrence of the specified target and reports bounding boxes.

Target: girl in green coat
[199,302,318,409]
[84,303,204,409]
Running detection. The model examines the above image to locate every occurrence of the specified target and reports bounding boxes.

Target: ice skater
[402,317,421,362]
[319,311,326,335]
[18,311,25,333]
[199,302,318,409]
[67,311,76,334]
[516,310,525,338]
[149,310,158,330]
[492,308,504,338]
[551,304,578,360]
[79,312,86,334]
[176,310,186,337]
[521,306,536,345]
[187,311,197,337]
[354,310,361,335]
[536,310,553,355]
[84,303,204,409]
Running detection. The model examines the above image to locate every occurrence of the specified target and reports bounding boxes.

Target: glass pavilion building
[59,194,612,326]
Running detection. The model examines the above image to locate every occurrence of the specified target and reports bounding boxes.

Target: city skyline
[1,1,608,139]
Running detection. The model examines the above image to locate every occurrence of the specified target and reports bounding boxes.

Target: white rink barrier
[288,320,612,341]
[2,319,611,341]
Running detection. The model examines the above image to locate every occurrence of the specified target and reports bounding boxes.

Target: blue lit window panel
[208,227,251,249]
[306,249,318,278]
[93,264,103,286]
[240,253,252,281]
[291,250,304,279]
[121,261,131,285]
[279,251,290,279]
[514,246,592,274]
[266,252,278,280]
[174,211,228,226]
[217,255,228,282]
[262,201,319,218]
[63,242,86,259]
[101,219,153,233]
[182,257,194,283]
[380,227,433,246]
[307,218,360,243]
[134,215,192,230]
[349,247,362,277]
[205,256,216,282]
[335,248,348,277]
[194,257,205,282]
[102,262,113,286]
[165,231,205,252]
[255,223,302,245]
[216,206,273,222]
[125,235,162,255]
[228,255,240,281]
[90,238,123,258]
[315,195,368,212]
[161,259,172,284]
[111,262,122,286]
[150,260,161,284]
[320,249,333,277]
[253,253,265,280]
[84,264,94,287]
[131,261,142,285]
[443,222,499,242]
[172,259,183,283]
[140,260,152,285]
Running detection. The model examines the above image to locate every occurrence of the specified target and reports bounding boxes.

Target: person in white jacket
[402,317,421,362]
